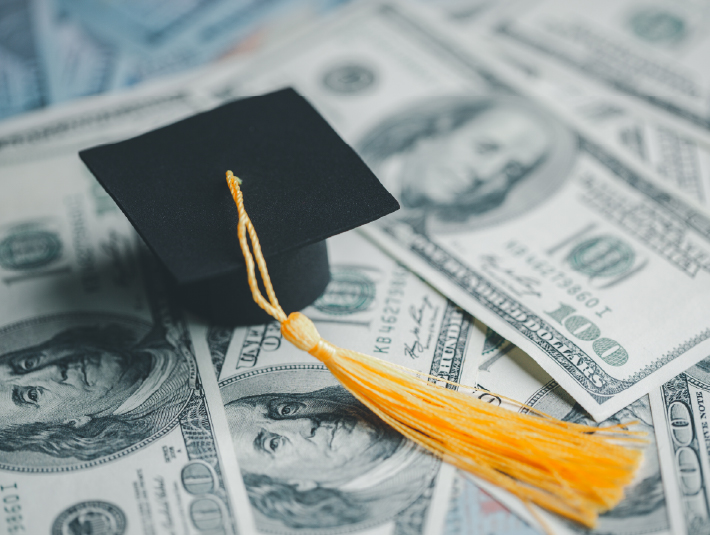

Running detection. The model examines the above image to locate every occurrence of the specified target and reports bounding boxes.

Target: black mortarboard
[79,88,398,325]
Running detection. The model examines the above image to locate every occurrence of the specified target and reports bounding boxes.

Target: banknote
[188,0,710,420]
[57,0,297,53]
[102,0,306,89]
[650,358,710,534]
[190,231,466,535]
[487,0,710,146]
[0,0,47,119]
[0,96,255,535]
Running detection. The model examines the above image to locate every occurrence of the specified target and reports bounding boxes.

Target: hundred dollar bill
[486,0,710,147]
[0,102,255,535]
[189,0,710,420]
[650,358,710,534]
[189,231,461,535]
[420,0,710,204]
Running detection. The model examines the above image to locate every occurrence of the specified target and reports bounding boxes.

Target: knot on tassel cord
[281,313,337,364]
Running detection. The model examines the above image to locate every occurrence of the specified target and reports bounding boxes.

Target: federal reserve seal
[313,268,376,315]
[322,63,377,94]
[0,224,62,271]
[52,501,126,535]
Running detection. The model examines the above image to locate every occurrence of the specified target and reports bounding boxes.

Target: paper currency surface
[188,0,710,421]
[0,0,352,120]
[0,87,202,166]
[650,359,710,534]
[442,28,710,207]
[2,1,708,532]
[0,99,254,535]
[488,0,710,146]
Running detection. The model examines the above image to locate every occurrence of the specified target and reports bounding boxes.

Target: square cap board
[80,88,399,324]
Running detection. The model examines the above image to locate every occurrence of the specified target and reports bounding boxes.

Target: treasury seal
[52,501,126,535]
[313,268,376,315]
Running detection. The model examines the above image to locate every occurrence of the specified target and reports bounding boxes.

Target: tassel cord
[225,171,645,528]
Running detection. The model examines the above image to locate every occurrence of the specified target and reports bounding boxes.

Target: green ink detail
[0,228,62,271]
[567,236,635,278]
[482,328,504,355]
[593,338,628,367]
[564,315,601,341]
[629,9,686,44]
[313,269,375,315]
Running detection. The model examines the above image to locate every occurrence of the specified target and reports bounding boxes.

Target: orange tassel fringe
[226,171,645,529]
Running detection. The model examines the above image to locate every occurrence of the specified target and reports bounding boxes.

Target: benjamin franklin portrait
[220,367,439,533]
[0,313,194,471]
[358,96,575,234]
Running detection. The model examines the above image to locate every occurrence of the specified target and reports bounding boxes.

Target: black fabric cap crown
[79,88,399,324]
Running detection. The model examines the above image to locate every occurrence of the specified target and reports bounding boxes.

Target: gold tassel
[226,171,645,529]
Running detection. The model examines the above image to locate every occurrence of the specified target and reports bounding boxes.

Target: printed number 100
[546,303,628,367]
[0,483,24,533]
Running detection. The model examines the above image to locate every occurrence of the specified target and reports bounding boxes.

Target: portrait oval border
[358,95,577,234]
[0,312,194,473]
[219,363,441,535]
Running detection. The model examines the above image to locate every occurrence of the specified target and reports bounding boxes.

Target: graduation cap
[79,88,399,325]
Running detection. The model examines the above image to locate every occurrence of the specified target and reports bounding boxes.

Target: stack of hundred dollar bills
[1,1,710,534]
